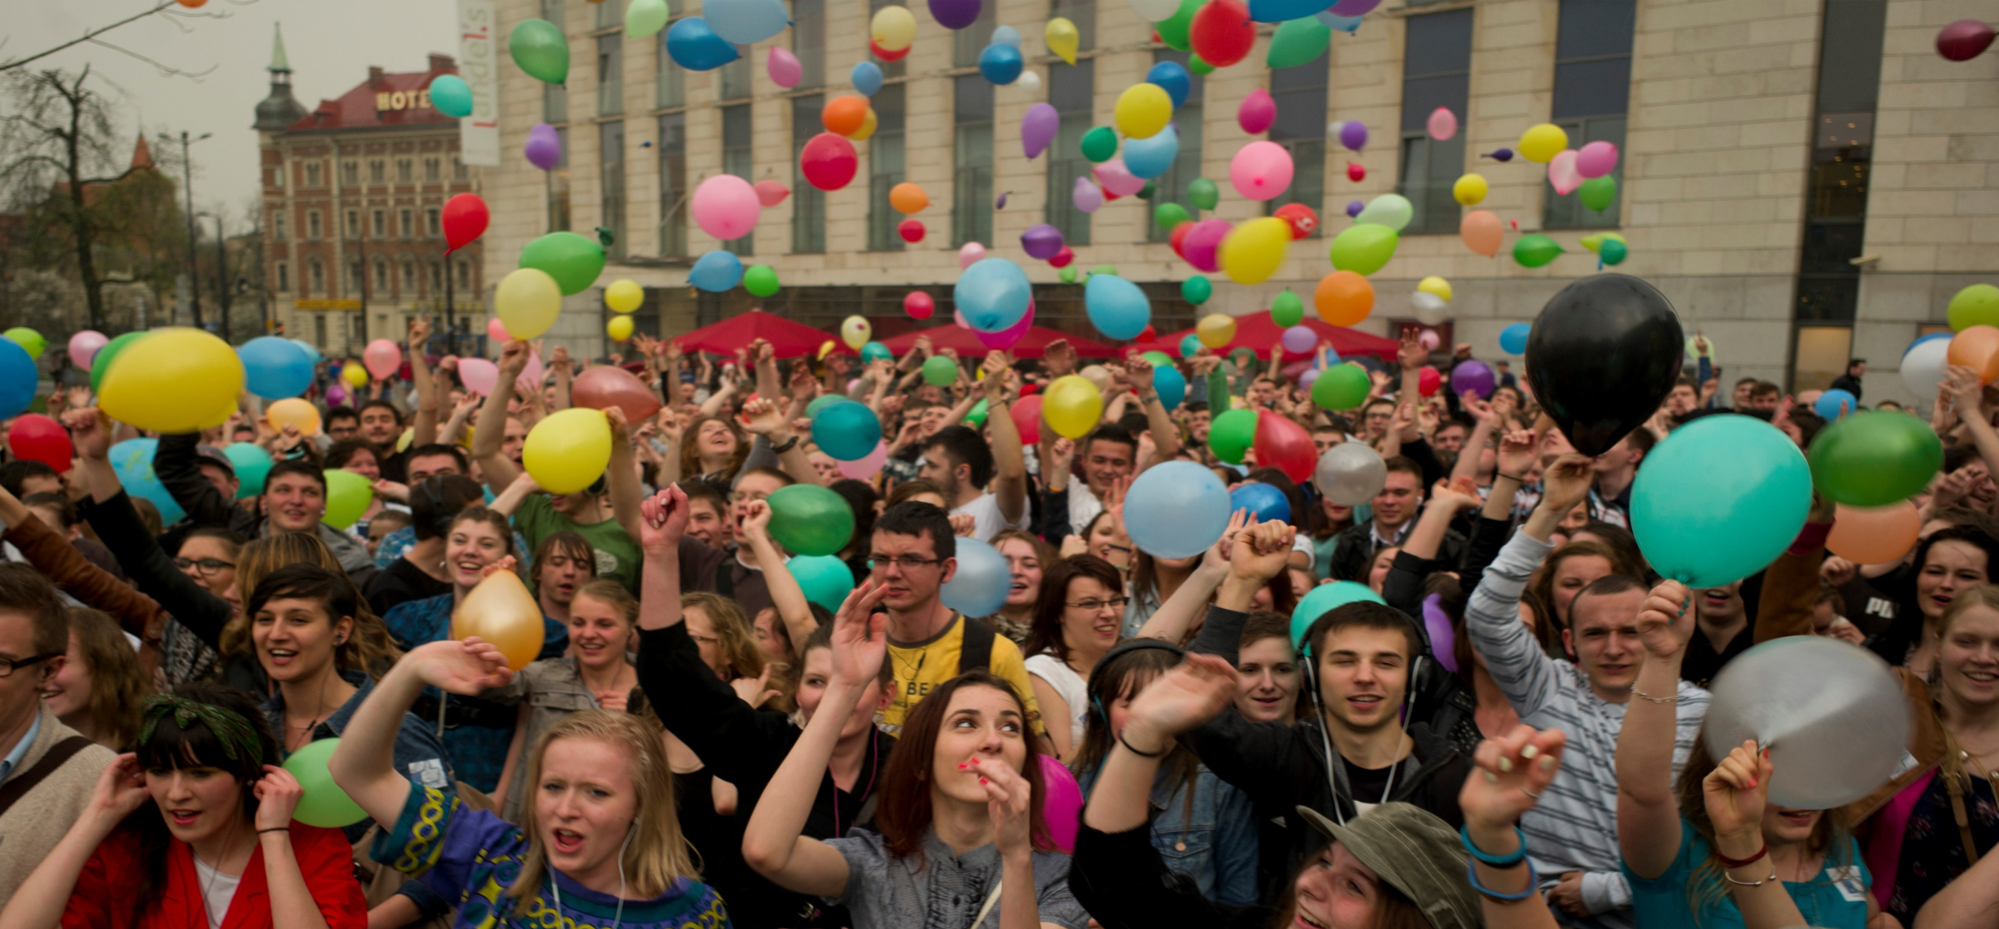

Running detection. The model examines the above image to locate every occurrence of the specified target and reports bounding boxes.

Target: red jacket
[61,822,367,929]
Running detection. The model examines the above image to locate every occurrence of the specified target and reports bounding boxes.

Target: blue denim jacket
[1078,761,1261,906]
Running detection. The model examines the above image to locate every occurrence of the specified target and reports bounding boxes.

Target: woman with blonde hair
[43,608,154,748]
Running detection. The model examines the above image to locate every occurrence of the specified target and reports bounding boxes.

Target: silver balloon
[1411,291,1449,325]
[1314,441,1386,506]
[1704,636,1911,810]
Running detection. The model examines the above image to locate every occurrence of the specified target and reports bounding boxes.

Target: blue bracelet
[1459,824,1529,868]
[1466,856,1541,902]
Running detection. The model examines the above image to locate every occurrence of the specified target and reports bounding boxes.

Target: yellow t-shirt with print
[883,615,1045,737]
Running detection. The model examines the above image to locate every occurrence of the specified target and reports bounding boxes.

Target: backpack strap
[958,616,996,675]
[1939,727,1984,868]
[0,736,96,817]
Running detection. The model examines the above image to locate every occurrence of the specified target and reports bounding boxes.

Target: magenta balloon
[767,47,802,88]
[1038,752,1083,852]
[1021,224,1065,260]
[1230,140,1295,202]
[1328,0,1382,14]
[325,384,347,406]
[68,330,108,369]
[1450,359,1496,400]
[1937,19,1996,61]
[1338,120,1368,152]
[1183,219,1232,273]
[525,123,562,171]
[692,174,761,240]
[1022,103,1059,159]
[959,242,987,268]
[976,300,1036,350]
[1096,158,1147,197]
[1281,326,1317,353]
[1237,89,1276,134]
[1575,140,1619,179]
[1072,176,1105,214]
[459,358,499,396]
[904,291,935,319]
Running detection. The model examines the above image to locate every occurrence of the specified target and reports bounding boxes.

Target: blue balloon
[861,341,893,363]
[991,24,1022,48]
[666,18,742,71]
[1124,124,1180,179]
[1230,481,1292,523]
[851,60,883,96]
[1251,0,1336,21]
[941,537,1010,617]
[0,337,34,420]
[689,250,744,292]
[704,0,790,45]
[1316,11,1364,32]
[1814,389,1858,421]
[1153,364,1186,411]
[978,43,1024,85]
[811,399,883,461]
[429,75,474,119]
[1290,582,1387,648]
[790,555,855,613]
[1145,61,1191,108]
[1085,274,1152,341]
[288,338,323,365]
[1180,334,1204,359]
[954,258,1032,332]
[1124,461,1232,558]
[109,438,186,526]
[224,442,273,498]
[1499,323,1530,355]
[238,336,314,400]
[1630,414,1812,588]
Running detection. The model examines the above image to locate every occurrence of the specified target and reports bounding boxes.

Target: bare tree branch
[0,2,175,73]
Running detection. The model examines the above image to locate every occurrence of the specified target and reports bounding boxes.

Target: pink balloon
[837,440,888,479]
[754,179,791,207]
[905,291,935,319]
[1183,218,1232,273]
[1237,89,1275,134]
[516,349,544,394]
[486,317,512,342]
[692,174,761,240]
[1010,395,1042,445]
[1094,159,1146,197]
[1547,149,1583,195]
[1427,106,1457,141]
[68,330,108,370]
[458,358,499,396]
[976,300,1035,350]
[1281,326,1316,353]
[1575,141,1619,179]
[1071,176,1104,214]
[1037,753,1083,853]
[767,48,802,88]
[363,338,402,380]
[1417,329,1441,350]
[958,242,987,269]
[1229,140,1295,202]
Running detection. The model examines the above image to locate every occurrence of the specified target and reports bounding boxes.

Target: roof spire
[270,22,291,74]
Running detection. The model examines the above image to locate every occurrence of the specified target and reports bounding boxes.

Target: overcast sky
[8,0,459,226]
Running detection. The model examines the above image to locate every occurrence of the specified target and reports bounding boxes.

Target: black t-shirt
[1680,623,1753,688]
[365,555,451,616]
[1342,756,1398,810]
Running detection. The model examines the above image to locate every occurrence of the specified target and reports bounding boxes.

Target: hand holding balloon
[1633,580,1693,659]
[409,638,516,697]
[1702,741,1773,857]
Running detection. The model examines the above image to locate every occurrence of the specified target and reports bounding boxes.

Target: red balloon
[800,133,858,191]
[1191,0,1255,68]
[1011,395,1043,446]
[870,37,911,62]
[7,414,72,472]
[754,179,791,207]
[904,291,935,319]
[1346,163,1366,182]
[1137,325,1157,343]
[1252,410,1316,484]
[898,218,926,243]
[1168,220,1196,258]
[1048,246,1074,268]
[1274,203,1319,239]
[1417,366,1442,397]
[1938,19,1995,61]
[571,365,663,424]
[441,193,489,253]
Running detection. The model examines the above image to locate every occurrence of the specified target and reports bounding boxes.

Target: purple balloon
[525,123,562,171]
[1329,0,1383,14]
[1484,148,1515,163]
[1345,200,1364,218]
[1299,367,1321,389]
[1281,325,1317,354]
[1450,359,1495,400]
[1422,594,1458,674]
[1022,103,1059,159]
[995,191,1010,209]
[929,0,983,30]
[1021,224,1065,260]
[1338,120,1368,152]
[1072,177,1104,214]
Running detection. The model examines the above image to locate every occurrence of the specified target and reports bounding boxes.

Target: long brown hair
[1023,555,1124,664]
[875,671,1050,864]
[222,532,400,676]
[1674,727,1847,923]
[679,414,748,480]
[1526,541,1641,647]
[65,608,152,748]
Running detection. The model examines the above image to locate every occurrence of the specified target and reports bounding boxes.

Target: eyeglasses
[0,653,61,678]
[870,554,944,570]
[174,557,237,576]
[1066,597,1130,612]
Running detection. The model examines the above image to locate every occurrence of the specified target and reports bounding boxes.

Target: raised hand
[1121,652,1240,742]
[1044,338,1076,376]
[604,405,629,442]
[1458,724,1568,833]
[253,765,306,831]
[738,396,789,437]
[1398,332,1427,372]
[1229,519,1296,584]
[407,315,431,351]
[1431,476,1483,512]
[549,345,573,376]
[1634,580,1693,659]
[829,581,891,689]
[371,479,411,503]
[729,665,781,709]
[1538,453,1595,514]
[1203,508,1251,574]
[982,351,1011,399]
[739,498,773,542]
[1047,437,1075,475]
[1702,740,1772,852]
[63,408,113,460]
[499,339,533,379]
[949,513,978,538]
[87,754,151,823]
[639,485,691,554]
[1494,429,1537,480]
[412,638,514,695]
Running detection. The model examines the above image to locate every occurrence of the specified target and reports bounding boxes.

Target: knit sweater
[1465,532,1710,929]
[0,703,116,901]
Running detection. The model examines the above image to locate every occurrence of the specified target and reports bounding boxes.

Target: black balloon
[1525,274,1684,456]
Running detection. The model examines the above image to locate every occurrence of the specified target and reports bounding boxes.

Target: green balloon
[323,469,373,531]
[1182,275,1212,305]
[1141,351,1175,367]
[1188,177,1220,211]
[224,442,273,498]
[965,398,989,427]
[1267,16,1332,69]
[1312,363,1372,411]
[283,738,369,828]
[1189,53,1215,75]
[744,264,781,297]
[1578,175,1617,212]
[1808,411,1944,507]
[1512,234,1563,268]
[91,331,150,393]
[1058,265,1078,284]
[1138,181,1156,200]
[1329,223,1400,276]
[1271,291,1305,327]
[1081,126,1119,163]
[767,484,855,557]
[790,555,855,613]
[519,231,607,295]
[1599,239,1628,265]
[1155,0,1199,50]
[1208,408,1258,464]
[922,354,959,387]
[1949,284,1999,331]
[1090,264,1118,277]
[806,394,852,418]
[3,327,45,360]
[1155,202,1191,230]
[509,19,570,85]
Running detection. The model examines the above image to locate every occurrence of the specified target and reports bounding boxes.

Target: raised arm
[981,352,1030,525]
[470,340,531,491]
[1615,580,1694,880]
[1464,454,1595,717]
[330,637,512,830]
[1124,356,1182,472]
[637,485,690,630]
[738,500,820,647]
[1133,510,1244,644]
[408,317,439,447]
[547,346,573,412]
[604,407,645,541]
[740,397,820,486]
[1457,725,1570,929]
[1702,741,1809,929]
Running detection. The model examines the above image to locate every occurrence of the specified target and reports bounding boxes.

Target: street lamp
[178,130,213,327]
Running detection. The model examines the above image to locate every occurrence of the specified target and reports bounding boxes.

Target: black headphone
[1087,638,1186,722]
[1293,601,1427,825]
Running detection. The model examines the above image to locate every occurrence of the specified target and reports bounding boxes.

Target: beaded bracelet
[1465,856,1541,902]
[1459,824,1529,869]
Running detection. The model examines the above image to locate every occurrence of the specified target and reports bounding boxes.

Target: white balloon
[1314,442,1386,506]
[1130,0,1183,20]
[1902,338,1951,401]
[1355,194,1413,232]
[1411,291,1448,325]
[1015,70,1042,92]
[1705,637,1911,810]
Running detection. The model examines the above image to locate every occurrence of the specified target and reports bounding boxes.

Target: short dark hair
[324,438,379,470]
[1915,524,1999,579]
[1734,377,1758,388]
[1849,357,1866,367]
[1241,610,1296,653]
[1622,427,1656,456]
[532,530,598,582]
[263,459,327,494]
[246,563,361,624]
[21,492,76,529]
[324,405,359,425]
[1568,574,1649,627]
[1301,601,1422,662]
[1382,455,1423,480]
[678,478,727,511]
[734,466,795,493]
[924,425,996,489]
[409,474,486,541]
[0,563,70,656]
[1082,423,1138,460]
[359,399,401,422]
[405,443,470,473]
[875,501,955,561]
[0,460,58,498]
[1024,555,1124,662]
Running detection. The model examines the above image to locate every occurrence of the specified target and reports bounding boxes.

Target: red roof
[671,310,855,360]
[879,325,1120,360]
[1133,311,1403,363]
[291,58,459,131]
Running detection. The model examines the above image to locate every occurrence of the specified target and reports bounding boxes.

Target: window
[1044,61,1092,245]
[345,210,360,237]
[307,210,322,238]
[721,51,752,100]
[277,262,290,292]
[601,120,627,259]
[430,261,443,290]
[402,260,416,291]
[954,1,998,68]
[793,95,828,254]
[953,76,996,248]
[594,0,618,29]
[453,156,469,181]
[400,209,413,238]
[272,212,286,241]
[369,159,386,183]
[272,166,285,189]
[658,113,687,257]
[424,156,441,182]
[374,259,389,291]
[426,208,441,236]
[543,0,569,123]
[1542,0,1634,229]
[341,160,360,186]
[396,158,413,183]
[794,0,825,89]
[1792,0,1888,353]
[722,105,755,254]
[350,262,365,293]
[598,34,624,116]
[1395,9,1473,234]
[656,31,685,107]
[314,314,326,347]
[865,85,905,252]
[308,258,324,293]
[372,209,386,237]
[547,125,572,232]
[1146,50,1205,242]
[457,259,472,289]
[305,162,322,187]
[1268,55,1328,234]
[1049,0,1095,50]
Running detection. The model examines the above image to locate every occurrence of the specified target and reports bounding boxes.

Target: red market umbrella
[670,310,852,359]
[879,325,1121,359]
[1134,311,1402,363]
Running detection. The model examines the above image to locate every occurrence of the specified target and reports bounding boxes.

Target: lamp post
[178,130,212,327]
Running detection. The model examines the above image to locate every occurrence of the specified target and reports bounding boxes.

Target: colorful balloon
[265,398,322,437]
[363,338,402,381]
[282,738,369,828]
[1125,125,1180,179]
[322,469,374,531]
[519,231,607,295]
[1328,223,1398,276]
[1208,408,1257,463]
[1948,284,1999,331]
[453,570,546,671]
[238,336,314,400]
[524,123,562,171]
[1267,16,1332,69]
[1197,313,1238,349]
[979,43,1024,84]
[523,408,613,494]
[98,328,243,434]
[1237,89,1276,134]
[1290,582,1387,645]
[626,0,671,37]
[767,47,803,87]
[812,399,883,461]
[1632,415,1811,587]
[692,174,762,240]
[429,75,473,118]
[1517,122,1568,163]
[1809,411,1944,507]
[1125,460,1234,558]
[1354,194,1413,232]
[1827,502,1922,566]
[1525,274,1685,455]
[1512,234,1563,268]
[509,19,569,84]
[800,133,859,190]
[496,268,562,340]
[1219,217,1292,285]
[1191,0,1256,67]
[1461,210,1502,257]
[1499,323,1530,355]
[442,193,489,253]
[1315,271,1375,326]
[1022,103,1060,159]
[572,365,662,423]
[1043,375,1104,439]
[1229,141,1295,201]
[1311,363,1372,412]
[1086,274,1153,340]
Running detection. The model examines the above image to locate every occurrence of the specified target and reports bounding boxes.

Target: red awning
[878,325,1121,359]
[670,310,852,359]
[1134,311,1403,363]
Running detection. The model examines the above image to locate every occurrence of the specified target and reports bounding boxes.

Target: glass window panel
[1269,58,1328,231]
[868,85,906,252]
[721,52,752,100]
[953,75,995,247]
[1401,73,1470,133]
[1402,9,1474,77]
[600,121,626,259]
[793,0,825,89]
[1793,325,1854,390]
[1555,0,1635,59]
[1800,221,1866,274]
[1551,59,1632,120]
[1045,61,1093,245]
[656,32,685,108]
[1796,279,1859,323]
[1815,0,1887,112]
[658,113,687,257]
[793,95,827,254]
[954,2,1000,69]
[723,105,754,255]
[598,35,623,116]
[1543,116,1624,229]
[1050,0,1096,50]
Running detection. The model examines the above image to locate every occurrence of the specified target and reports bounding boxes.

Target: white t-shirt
[1066,482,1104,536]
[953,492,1030,543]
[192,855,243,929]
[1024,652,1090,747]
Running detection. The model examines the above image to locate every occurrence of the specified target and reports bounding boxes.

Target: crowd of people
[0,312,1994,929]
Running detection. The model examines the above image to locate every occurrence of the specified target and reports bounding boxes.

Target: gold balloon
[452,569,546,671]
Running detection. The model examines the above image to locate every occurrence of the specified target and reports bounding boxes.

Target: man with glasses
[0,564,115,899]
[871,502,1045,739]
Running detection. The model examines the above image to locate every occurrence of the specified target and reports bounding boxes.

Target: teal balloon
[1155,202,1191,229]
[805,394,851,418]
[508,19,570,85]
[1290,582,1387,648]
[1085,274,1152,340]
[1080,126,1119,163]
[519,231,607,295]
[1599,239,1628,266]
[665,17,741,71]
[689,250,744,292]
[283,738,370,828]
[790,555,855,614]
[429,75,474,118]
[1153,364,1186,410]
[1579,176,1617,212]
[1188,177,1220,210]
[767,484,855,557]
[1267,16,1332,69]
[109,438,185,525]
[860,341,893,363]
[1513,234,1563,268]
[811,399,883,461]
[1808,411,1943,507]
[1125,125,1180,179]
[1182,276,1213,305]
[224,442,274,498]
[1631,415,1812,588]
[1180,334,1203,359]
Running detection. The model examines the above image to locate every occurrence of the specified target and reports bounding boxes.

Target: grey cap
[1294,802,1481,929]
[195,445,235,478]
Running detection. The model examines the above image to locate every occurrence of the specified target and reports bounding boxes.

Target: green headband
[138,695,266,765]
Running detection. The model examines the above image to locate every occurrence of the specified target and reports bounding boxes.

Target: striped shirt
[1466,531,1709,929]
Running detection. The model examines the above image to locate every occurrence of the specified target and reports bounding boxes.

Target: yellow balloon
[266,397,321,436]
[1518,123,1568,163]
[1114,83,1173,140]
[1218,217,1292,285]
[497,267,563,341]
[841,315,871,350]
[98,327,244,434]
[607,315,634,342]
[1452,173,1488,206]
[396,427,415,453]
[605,279,643,313]
[523,407,613,494]
[851,107,879,140]
[452,569,546,672]
[1042,375,1104,439]
[342,363,369,388]
[1196,314,1238,349]
[871,5,915,51]
[1417,276,1453,303]
[1045,17,1080,65]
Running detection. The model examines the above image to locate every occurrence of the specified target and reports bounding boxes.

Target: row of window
[270,206,446,242]
[274,255,475,297]
[284,155,468,190]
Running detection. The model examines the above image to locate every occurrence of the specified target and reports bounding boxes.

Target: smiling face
[146,764,249,848]
[446,519,509,589]
[1236,635,1300,723]
[1764,805,1822,846]
[1919,540,1990,620]
[1565,588,1647,698]
[1695,581,1745,625]
[1551,554,1614,624]
[567,593,632,673]
[1940,603,1999,711]
[697,419,738,459]
[928,683,1028,806]
[251,595,352,685]
[1315,625,1410,734]
[177,535,240,611]
[534,736,641,887]
[1081,439,1135,496]
[997,538,1043,609]
[1366,548,1398,594]
[1059,575,1124,656]
[682,495,728,548]
[1369,471,1420,530]
[262,472,327,533]
[1084,514,1121,564]
[1292,841,1391,929]
[42,630,90,722]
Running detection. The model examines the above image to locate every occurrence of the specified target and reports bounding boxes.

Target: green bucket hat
[1294,802,1482,929]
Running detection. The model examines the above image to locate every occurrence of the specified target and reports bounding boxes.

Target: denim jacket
[1079,761,1261,907]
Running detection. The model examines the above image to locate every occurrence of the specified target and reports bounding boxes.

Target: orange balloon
[822,96,869,137]
[265,397,321,436]
[1460,210,1503,258]
[452,569,546,671]
[889,182,930,214]
[1314,271,1375,327]
[1827,501,1922,566]
[1948,325,1999,383]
